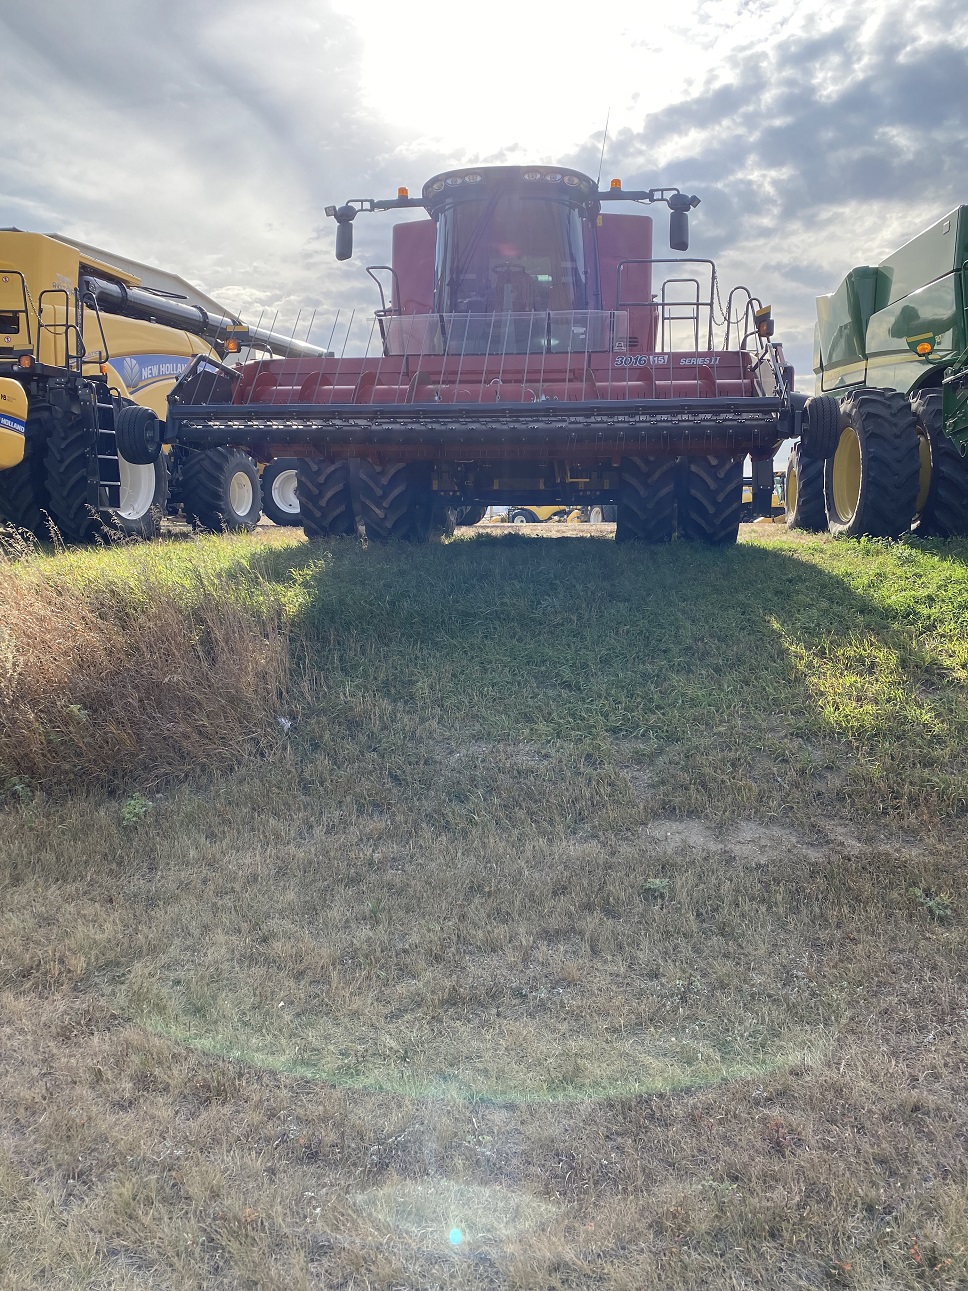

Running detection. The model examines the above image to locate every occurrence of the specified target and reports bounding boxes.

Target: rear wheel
[261,458,301,527]
[296,459,356,538]
[785,442,828,531]
[509,509,534,525]
[910,390,968,538]
[824,388,919,538]
[358,461,434,542]
[181,447,262,532]
[0,405,52,537]
[615,456,677,543]
[677,455,743,545]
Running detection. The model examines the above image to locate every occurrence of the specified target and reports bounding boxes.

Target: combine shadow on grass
[236,529,968,828]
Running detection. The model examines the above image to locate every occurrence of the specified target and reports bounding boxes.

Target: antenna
[596,108,611,187]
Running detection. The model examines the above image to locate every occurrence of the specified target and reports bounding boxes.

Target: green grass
[0,525,966,1289]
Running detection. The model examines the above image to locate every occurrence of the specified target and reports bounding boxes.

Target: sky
[2,0,967,388]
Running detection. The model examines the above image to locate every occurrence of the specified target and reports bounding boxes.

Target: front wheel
[910,390,968,538]
[615,456,677,543]
[261,458,301,527]
[45,417,169,542]
[677,455,743,545]
[824,388,919,538]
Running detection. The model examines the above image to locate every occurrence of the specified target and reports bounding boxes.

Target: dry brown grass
[0,532,291,791]
[0,525,966,1288]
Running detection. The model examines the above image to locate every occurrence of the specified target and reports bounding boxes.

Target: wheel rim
[589,506,604,524]
[117,457,157,520]
[832,427,861,522]
[915,426,932,516]
[229,471,254,518]
[271,468,300,515]
[512,513,529,524]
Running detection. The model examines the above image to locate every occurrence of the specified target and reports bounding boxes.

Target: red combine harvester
[162,165,838,543]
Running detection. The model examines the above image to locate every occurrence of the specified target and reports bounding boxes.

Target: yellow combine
[0,231,325,540]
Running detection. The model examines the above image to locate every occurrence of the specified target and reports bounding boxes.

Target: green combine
[789,206,968,537]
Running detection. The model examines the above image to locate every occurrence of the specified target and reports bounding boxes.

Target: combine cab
[165,165,828,544]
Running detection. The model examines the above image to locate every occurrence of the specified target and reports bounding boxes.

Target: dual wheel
[787,387,968,538]
[615,455,743,545]
[0,404,170,542]
[295,461,487,541]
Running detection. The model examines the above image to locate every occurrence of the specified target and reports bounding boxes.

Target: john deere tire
[181,448,262,532]
[824,388,919,538]
[910,390,968,538]
[800,395,842,459]
[677,455,743,545]
[358,461,434,542]
[261,458,301,527]
[296,459,356,538]
[615,455,677,543]
[0,405,52,537]
[785,442,828,532]
[44,417,168,542]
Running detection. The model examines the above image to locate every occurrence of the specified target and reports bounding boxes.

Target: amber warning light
[610,178,622,190]
[398,187,409,199]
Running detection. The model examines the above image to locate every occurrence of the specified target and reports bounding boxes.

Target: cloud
[2,0,965,385]
[586,0,968,380]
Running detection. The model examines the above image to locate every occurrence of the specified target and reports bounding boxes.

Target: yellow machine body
[0,377,27,468]
[0,231,219,417]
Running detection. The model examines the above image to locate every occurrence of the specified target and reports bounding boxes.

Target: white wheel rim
[512,514,528,524]
[117,457,157,520]
[590,507,603,524]
[229,470,254,517]
[271,469,300,515]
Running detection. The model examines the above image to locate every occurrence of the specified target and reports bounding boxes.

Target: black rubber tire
[296,459,356,538]
[115,404,162,465]
[181,448,262,532]
[910,390,968,538]
[0,405,52,537]
[677,456,743,545]
[800,395,842,459]
[456,504,487,526]
[785,442,828,532]
[615,456,677,543]
[44,417,168,542]
[602,504,617,523]
[824,388,920,538]
[358,461,434,542]
[588,505,606,525]
[508,509,536,524]
[261,458,302,527]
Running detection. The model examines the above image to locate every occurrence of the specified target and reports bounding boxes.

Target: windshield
[434,193,588,314]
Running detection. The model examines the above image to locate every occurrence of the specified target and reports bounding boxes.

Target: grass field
[0,523,966,1289]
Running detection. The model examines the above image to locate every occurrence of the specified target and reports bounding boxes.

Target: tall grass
[0,530,295,790]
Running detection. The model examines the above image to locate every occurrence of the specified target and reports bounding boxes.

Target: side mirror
[335,218,354,262]
[670,210,689,252]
